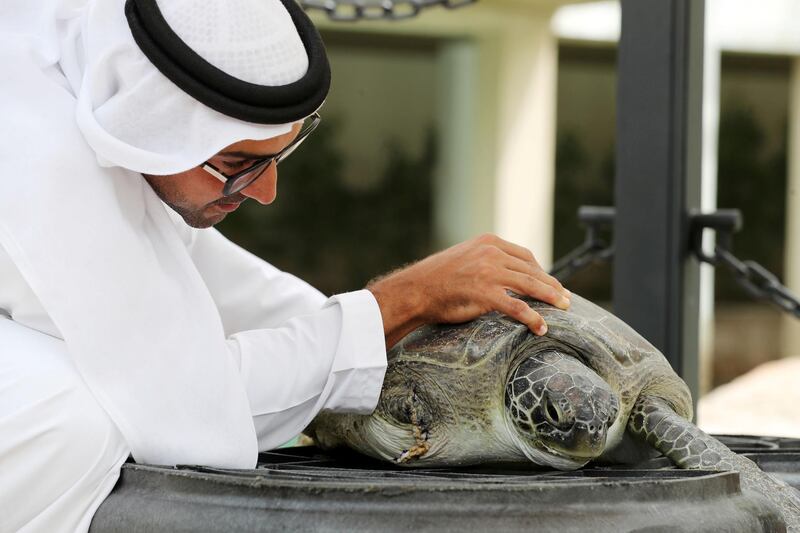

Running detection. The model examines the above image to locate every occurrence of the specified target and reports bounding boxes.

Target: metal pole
[613,0,705,403]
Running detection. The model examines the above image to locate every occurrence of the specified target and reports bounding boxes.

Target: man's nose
[241,164,278,205]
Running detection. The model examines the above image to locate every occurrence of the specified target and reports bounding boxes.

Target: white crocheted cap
[157,0,309,85]
[71,0,328,174]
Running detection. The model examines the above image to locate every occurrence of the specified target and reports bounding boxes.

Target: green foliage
[218,118,436,296]
[716,103,787,300]
[552,130,615,300]
[552,101,787,303]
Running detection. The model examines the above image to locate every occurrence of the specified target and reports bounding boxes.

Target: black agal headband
[124,0,330,124]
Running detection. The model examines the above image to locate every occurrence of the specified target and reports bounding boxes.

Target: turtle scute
[397,313,526,367]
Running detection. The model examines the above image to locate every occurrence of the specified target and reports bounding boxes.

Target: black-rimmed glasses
[202,111,321,196]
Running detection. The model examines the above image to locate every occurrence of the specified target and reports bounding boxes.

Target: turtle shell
[391,311,527,369]
[390,293,692,422]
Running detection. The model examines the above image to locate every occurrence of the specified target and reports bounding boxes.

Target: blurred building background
[218,0,800,409]
[552,0,800,398]
[221,0,576,291]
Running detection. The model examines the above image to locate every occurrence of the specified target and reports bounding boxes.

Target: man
[0,0,569,531]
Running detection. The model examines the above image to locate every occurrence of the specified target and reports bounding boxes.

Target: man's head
[104,0,330,228]
[144,122,303,228]
[76,0,330,183]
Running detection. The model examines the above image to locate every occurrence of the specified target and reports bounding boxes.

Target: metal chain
[549,206,615,283]
[547,206,800,318]
[710,247,800,318]
[690,210,800,318]
[299,0,476,22]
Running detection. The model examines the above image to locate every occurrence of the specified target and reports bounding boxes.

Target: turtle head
[505,349,619,469]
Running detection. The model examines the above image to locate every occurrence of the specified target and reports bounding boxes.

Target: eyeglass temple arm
[202,163,228,184]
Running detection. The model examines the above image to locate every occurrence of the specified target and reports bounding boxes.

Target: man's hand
[367,234,571,348]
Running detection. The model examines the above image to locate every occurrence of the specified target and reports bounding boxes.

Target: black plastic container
[716,434,800,490]
[90,446,787,532]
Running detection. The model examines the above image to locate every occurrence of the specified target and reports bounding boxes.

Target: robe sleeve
[187,226,328,334]
[187,227,387,451]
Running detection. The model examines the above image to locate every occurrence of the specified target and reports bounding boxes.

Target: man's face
[144,123,302,228]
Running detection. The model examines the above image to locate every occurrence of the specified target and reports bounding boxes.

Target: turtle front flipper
[628,395,800,532]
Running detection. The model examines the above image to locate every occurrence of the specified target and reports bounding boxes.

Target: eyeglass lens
[223,113,320,196]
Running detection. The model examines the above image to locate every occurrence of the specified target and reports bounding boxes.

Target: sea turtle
[308,294,800,530]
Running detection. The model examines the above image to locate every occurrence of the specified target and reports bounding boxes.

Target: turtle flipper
[628,395,800,532]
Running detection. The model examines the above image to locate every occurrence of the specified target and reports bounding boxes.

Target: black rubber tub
[716,434,800,490]
[90,445,788,532]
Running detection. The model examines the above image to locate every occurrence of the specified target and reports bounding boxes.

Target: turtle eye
[505,351,570,437]
[544,397,563,426]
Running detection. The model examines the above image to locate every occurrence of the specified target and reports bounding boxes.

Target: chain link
[711,247,800,318]
[299,0,476,22]
[691,210,800,318]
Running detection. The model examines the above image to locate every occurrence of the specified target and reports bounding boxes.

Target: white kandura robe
[0,216,387,532]
[0,2,388,530]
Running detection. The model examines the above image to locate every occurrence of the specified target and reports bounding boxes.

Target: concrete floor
[698,356,800,438]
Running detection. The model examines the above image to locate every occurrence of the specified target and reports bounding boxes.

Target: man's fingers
[496,294,547,335]
[503,256,570,301]
[473,235,569,301]
[476,234,543,270]
[503,270,570,310]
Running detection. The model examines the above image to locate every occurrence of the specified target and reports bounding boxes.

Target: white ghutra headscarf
[0,0,329,467]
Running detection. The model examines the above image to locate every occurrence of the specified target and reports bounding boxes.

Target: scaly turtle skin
[308,294,800,530]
